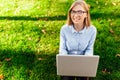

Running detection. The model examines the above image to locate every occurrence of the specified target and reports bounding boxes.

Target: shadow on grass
[0,49,120,80]
[0,12,119,21]
[0,15,67,21]
[0,49,59,80]
[91,12,120,20]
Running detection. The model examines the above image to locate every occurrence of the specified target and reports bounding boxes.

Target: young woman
[59,0,97,80]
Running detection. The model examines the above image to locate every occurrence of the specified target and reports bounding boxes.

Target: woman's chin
[72,20,80,23]
[73,21,80,24]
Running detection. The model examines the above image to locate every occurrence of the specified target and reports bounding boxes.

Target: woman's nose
[74,13,79,17]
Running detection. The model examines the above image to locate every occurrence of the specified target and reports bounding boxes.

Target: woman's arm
[84,27,97,56]
[59,27,68,55]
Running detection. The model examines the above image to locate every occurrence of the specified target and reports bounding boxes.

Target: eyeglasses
[71,10,87,15]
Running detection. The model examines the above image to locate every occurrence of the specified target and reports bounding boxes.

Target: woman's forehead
[72,5,85,11]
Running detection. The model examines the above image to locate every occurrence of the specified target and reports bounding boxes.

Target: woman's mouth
[73,17,81,22]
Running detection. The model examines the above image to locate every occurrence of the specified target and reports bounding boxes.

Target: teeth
[74,17,80,20]
[74,18,80,21]
[72,16,81,22]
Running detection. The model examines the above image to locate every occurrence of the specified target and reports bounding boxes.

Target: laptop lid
[56,54,99,77]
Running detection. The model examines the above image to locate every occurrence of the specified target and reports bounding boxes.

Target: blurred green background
[0,0,120,80]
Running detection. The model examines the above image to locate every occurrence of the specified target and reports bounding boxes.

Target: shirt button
[74,51,77,54]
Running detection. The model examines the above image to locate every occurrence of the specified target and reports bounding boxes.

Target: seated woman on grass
[59,0,97,80]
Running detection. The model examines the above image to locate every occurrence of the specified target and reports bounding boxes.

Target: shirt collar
[71,25,86,34]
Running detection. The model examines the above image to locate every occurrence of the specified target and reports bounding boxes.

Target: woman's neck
[74,23,84,32]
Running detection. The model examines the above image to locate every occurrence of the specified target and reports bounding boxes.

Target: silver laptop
[56,54,99,77]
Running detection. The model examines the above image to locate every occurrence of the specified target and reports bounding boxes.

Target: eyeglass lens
[71,10,86,15]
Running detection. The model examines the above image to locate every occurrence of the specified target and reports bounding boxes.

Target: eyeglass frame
[70,10,87,15]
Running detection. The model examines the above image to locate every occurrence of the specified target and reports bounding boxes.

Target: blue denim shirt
[59,24,97,55]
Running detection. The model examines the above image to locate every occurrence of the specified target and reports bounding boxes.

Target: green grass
[0,0,120,80]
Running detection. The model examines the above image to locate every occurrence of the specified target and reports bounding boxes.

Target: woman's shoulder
[61,24,70,28]
[61,24,72,30]
[89,25,96,29]
[88,25,97,32]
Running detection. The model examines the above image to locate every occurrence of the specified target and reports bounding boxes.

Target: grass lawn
[0,0,120,80]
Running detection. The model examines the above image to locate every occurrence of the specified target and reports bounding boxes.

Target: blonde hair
[67,0,91,27]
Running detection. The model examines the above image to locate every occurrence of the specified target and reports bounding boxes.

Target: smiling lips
[73,16,81,23]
